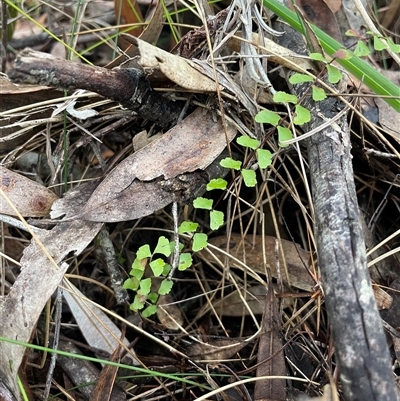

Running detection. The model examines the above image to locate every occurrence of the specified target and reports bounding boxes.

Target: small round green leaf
[273,91,298,104]
[207,178,227,191]
[130,268,145,281]
[192,233,208,252]
[354,40,370,57]
[220,157,242,170]
[289,73,313,84]
[193,197,213,210]
[150,258,165,276]
[388,39,400,53]
[131,294,145,311]
[345,29,358,37]
[123,277,139,291]
[236,135,260,150]
[210,210,224,230]
[241,169,257,187]
[139,277,152,295]
[326,65,342,84]
[137,244,151,260]
[294,104,311,125]
[147,292,158,303]
[256,148,272,168]
[179,252,193,270]
[178,221,198,234]
[142,305,158,317]
[277,126,293,147]
[374,36,388,51]
[162,263,172,276]
[312,85,327,101]
[255,109,281,125]
[158,279,174,295]
[309,52,327,61]
[153,236,171,257]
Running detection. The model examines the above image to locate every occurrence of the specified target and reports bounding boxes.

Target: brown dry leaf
[254,285,287,401]
[212,285,267,316]
[79,108,236,222]
[89,341,126,401]
[106,0,165,68]
[372,285,392,310]
[114,0,143,39]
[0,220,102,399]
[187,337,249,362]
[380,280,400,328]
[157,293,184,330]
[202,234,315,292]
[324,0,342,13]
[78,179,177,222]
[139,0,165,44]
[297,0,342,42]
[122,35,221,92]
[375,71,400,142]
[0,166,58,217]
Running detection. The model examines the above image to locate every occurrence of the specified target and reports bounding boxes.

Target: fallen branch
[276,23,397,401]
[8,49,184,128]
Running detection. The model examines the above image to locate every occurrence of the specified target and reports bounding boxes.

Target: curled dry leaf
[106,0,165,68]
[201,234,315,292]
[0,166,58,217]
[212,285,267,316]
[78,108,236,222]
[122,35,221,92]
[187,337,249,362]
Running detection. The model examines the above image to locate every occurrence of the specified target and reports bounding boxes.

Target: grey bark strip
[7,49,184,128]
[276,24,397,401]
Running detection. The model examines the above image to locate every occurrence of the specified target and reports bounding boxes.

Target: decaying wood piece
[7,49,183,128]
[276,24,397,401]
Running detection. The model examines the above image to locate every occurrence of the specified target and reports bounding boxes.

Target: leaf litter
[1,1,400,400]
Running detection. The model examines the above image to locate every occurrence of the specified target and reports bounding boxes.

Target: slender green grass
[263,0,400,112]
[0,335,212,390]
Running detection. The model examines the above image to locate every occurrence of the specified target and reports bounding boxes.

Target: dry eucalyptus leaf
[106,0,165,68]
[0,166,58,217]
[123,35,221,92]
[372,285,392,310]
[254,285,287,401]
[157,293,184,330]
[138,0,165,45]
[202,234,315,292]
[212,285,267,316]
[79,108,236,222]
[0,220,102,399]
[62,279,139,366]
[187,337,249,362]
[79,179,177,223]
[212,285,295,316]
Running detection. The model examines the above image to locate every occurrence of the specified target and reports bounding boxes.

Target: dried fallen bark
[276,24,397,401]
[7,49,183,128]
